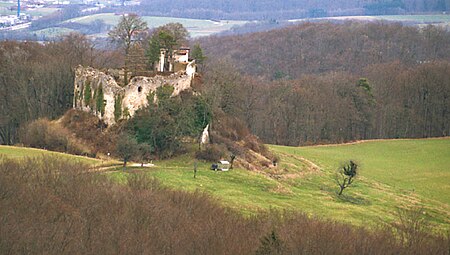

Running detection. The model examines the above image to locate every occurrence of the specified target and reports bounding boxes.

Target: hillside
[2,139,449,231]
[107,138,450,231]
[137,0,450,20]
[198,22,450,145]
[2,151,448,253]
[0,145,98,164]
[200,22,450,79]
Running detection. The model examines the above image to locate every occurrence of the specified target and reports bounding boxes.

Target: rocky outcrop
[73,66,195,126]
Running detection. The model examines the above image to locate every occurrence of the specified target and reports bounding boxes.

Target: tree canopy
[108,13,148,55]
[146,23,189,69]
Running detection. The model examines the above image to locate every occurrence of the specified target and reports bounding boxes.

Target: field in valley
[2,138,449,231]
[64,13,247,37]
[289,14,450,28]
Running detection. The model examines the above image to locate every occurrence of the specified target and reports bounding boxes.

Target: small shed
[218,160,230,171]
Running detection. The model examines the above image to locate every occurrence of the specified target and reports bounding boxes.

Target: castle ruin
[73,47,196,126]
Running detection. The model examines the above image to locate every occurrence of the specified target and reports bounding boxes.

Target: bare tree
[108,14,148,84]
[336,160,358,195]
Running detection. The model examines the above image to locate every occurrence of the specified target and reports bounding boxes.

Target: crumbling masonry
[73,61,196,126]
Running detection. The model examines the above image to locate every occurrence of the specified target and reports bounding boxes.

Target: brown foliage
[204,113,276,170]
[200,23,450,80]
[199,23,450,145]
[60,109,118,154]
[195,143,227,162]
[1,157,448,254]
[19,118,88,155]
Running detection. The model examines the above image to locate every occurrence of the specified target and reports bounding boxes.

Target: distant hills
[136,0,450,20]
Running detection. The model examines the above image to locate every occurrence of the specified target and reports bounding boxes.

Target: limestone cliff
[73,66,195,125]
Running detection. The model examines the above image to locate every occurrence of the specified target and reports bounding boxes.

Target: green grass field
[64,13,246,37]
[2,138,449,231]
[291,14,450,27]
[33,27,77,37]
[0,2,14,8]
[25,7,60,17]
[0,145,100,165]
[378,14,450,23]
[108,138,450,231]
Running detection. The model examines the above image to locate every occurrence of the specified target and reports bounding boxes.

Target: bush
[19,118,90,156]
[60,109,115,154]
[20,119,68,152]
[195,144,227,162]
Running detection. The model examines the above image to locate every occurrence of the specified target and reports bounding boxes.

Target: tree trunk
[338,185,345,195]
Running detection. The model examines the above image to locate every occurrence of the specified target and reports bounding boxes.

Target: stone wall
[73,66,195,126]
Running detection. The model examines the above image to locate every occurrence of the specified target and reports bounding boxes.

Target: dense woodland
[1,22,450,147]
[0,35,122,145]
[199,22,450,145]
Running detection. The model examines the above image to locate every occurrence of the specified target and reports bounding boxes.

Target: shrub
[84,81,92,106]
[19,118,89,155]
[20,119,68,152]
[195,144,227,162]
[60,109,114,154]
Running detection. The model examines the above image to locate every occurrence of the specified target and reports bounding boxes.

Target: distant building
[157,47,196,78]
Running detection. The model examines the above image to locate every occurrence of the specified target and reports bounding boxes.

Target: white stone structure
[200,124,210,145]
[73,65,196,126]
[157,47,196,74]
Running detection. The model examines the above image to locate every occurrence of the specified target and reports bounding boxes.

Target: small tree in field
[116,134,139,170]
[335,160,358,195]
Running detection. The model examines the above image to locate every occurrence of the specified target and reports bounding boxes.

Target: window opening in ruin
[138,86,142,93]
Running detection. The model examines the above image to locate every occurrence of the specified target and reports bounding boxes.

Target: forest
[0,34,122,145]
[199,22,450,145]
[1,22,449,147]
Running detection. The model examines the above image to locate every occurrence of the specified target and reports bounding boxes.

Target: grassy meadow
[110,138,450,231]
[2,138,449,232]
[0,145,102,165]
[378,14,450,23]
[64,13,247,37]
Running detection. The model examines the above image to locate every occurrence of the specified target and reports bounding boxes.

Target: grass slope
[110,138,450,231]
[2,138,449,232]
[273,138,450,205]
[0,145,99,165]
[270,138,450,228]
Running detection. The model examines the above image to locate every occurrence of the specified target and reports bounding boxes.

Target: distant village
[0,0,140,30]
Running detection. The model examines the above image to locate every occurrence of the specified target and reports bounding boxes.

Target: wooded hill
[199,22,450,145]
[200,22,450,79]
[1,21,449,148]
[136,0,450,20]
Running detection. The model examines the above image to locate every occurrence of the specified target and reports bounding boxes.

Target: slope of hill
[2,151,448,253]
[199,22,450,79]
[137,0,450,20]
[2,139,449,231]
[0,145,119,167]
[107,138,450,231]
